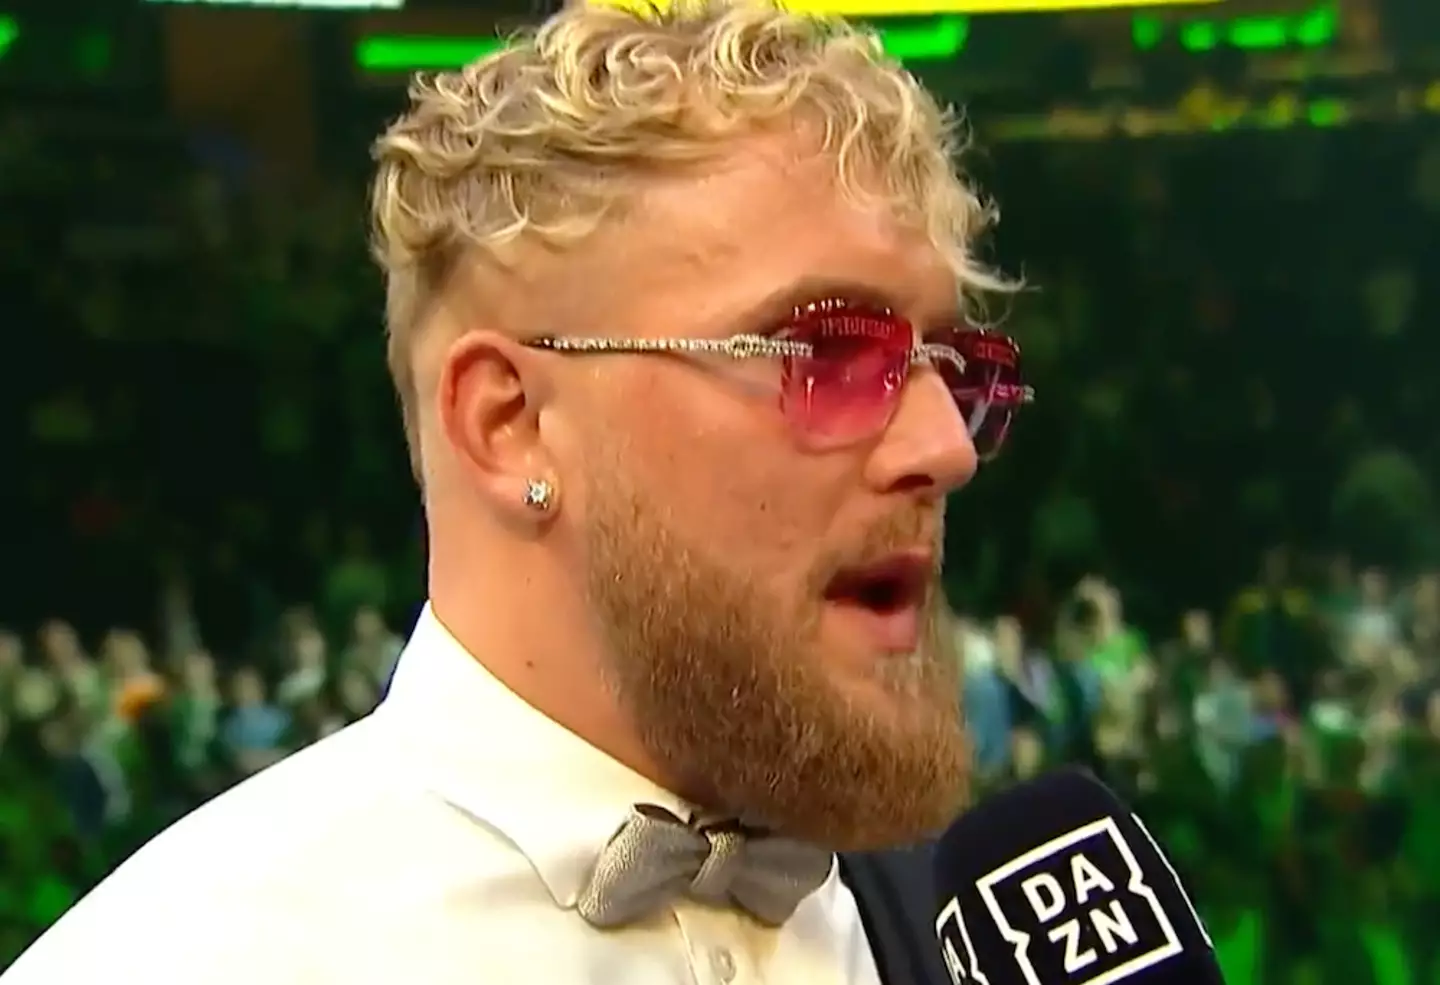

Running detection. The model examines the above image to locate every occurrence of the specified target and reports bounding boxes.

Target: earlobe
[437,331,558,524]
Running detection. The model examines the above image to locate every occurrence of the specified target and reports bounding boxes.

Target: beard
[581,470,971,852]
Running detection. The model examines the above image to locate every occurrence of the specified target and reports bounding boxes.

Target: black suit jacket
[840,846,949,985]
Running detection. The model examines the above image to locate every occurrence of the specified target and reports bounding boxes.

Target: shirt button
[711,948,737,983]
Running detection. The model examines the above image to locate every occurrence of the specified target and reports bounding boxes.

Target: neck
[427,532,671,794]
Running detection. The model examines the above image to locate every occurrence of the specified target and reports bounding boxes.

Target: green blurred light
[1141,0,1336,53]
[358,15,969,73]
[877,15,968,61]
[0,15,18,61]
[1293,2,1338,47]
[1307,98,1346,127]
[148,0,402,8]
[1180,20,1219,51]
[1132,15,1163,50]
[1228,17,1287,49]
[356,35,505,71]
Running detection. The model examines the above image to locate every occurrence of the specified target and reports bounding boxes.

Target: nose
[864,365,978,498]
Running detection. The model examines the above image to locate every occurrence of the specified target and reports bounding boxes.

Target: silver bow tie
[575,804,833,928]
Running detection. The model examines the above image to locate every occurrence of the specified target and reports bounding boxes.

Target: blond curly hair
[370,0,1008,469]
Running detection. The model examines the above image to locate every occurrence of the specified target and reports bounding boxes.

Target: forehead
[573,130,958,336]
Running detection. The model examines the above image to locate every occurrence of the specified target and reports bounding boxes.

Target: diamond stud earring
[522,478,555,512]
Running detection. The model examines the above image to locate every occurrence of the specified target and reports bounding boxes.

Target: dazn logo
[974,818,1182,985]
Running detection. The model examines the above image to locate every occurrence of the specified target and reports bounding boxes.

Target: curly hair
[370,0,1009,470]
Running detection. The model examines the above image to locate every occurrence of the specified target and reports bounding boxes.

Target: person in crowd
[101,631,165,729]
[1193,656,1255,790]
[1163,609,1218,712]
[1049,593,1107,772]
[168,649,222,793]
[0,629,23,717]
[331,666,377,724]
[1225,547,1331,706]
[1347,567,1400,651]
[343,605,403,688]
[36,622,103,721]
[273,624,327,707]
[1007,725,1048,783]
[218,667,289,777]
[1074,575,1148,687]
[993,614,1056,725]
[37,697,130,843]
[1400,570,1440,650]
[960,615,1014,776]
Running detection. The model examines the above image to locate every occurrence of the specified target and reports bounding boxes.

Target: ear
[437,330,558,526]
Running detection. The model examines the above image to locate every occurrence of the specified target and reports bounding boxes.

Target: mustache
[812,512,946,587]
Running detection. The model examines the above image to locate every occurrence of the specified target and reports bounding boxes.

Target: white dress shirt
[4,606,886,985]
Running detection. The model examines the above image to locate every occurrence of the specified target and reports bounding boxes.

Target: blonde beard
[581,466,971,851]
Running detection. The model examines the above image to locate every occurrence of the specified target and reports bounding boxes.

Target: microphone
[932,768,1221,985]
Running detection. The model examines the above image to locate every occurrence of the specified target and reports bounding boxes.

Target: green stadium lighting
[356,15,968,73]
[1134,0,1336,53]
[598,0,1219,13]
[356,36,506,72]
[0,15,18,61]
[877,16,969,60]
[145,0,403,9]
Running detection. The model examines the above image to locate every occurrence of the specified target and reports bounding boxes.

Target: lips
[822,552,933,653]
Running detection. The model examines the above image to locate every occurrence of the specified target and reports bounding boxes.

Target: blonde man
[4,1,1032,982]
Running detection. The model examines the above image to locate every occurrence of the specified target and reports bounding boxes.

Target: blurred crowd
[959,552,1440,985]
[6,550,1440,982]
[0,593,403,962]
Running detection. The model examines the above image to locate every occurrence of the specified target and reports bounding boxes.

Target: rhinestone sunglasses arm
[526,334,812,359]
[529,334,970,374]
[916,342,964,374]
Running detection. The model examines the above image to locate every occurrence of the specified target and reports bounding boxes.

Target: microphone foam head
[933,768,1221,985]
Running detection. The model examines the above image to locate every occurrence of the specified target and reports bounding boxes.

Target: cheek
[617,372,849,576]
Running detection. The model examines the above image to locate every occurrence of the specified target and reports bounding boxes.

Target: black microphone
[932,768,1221,985]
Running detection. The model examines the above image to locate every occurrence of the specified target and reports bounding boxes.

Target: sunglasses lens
[945,330,1025,460]
[778,304,911,446]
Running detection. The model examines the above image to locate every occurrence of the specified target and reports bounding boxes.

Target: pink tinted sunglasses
[525,298,1034,459]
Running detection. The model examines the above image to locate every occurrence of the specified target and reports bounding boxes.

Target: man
[3,1,1031,981]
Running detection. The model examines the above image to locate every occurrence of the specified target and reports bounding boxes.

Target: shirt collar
[380,603,691,909]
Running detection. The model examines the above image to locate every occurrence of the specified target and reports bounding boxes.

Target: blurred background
[3,0,1440,977]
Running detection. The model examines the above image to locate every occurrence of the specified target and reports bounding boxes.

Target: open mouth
[822,553,932,652]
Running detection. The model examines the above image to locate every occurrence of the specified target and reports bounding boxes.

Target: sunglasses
[524,298,1034,459]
